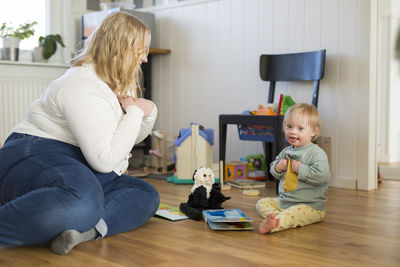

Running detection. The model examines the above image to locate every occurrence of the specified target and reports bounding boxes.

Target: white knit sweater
[12,64,157,175]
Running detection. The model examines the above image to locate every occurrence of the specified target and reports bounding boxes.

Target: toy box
[237,111,276,142]
[224,161,247,181]
[238,124,276,142]
[237,95,295,142]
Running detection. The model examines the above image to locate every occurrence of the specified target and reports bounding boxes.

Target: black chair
[219,50,326,193]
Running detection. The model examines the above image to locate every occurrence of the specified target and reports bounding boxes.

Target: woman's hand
[275,158,288,173]
[118,96,154,117]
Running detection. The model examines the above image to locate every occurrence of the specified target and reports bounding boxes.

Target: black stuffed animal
[180,167,230,220]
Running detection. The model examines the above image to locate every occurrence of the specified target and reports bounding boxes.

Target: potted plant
[0,21,37,61]
[32,34,65,63]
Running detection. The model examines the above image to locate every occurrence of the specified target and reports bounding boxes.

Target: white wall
[142,0,378,190]
[377,0,400,163]
[48,0,87,64]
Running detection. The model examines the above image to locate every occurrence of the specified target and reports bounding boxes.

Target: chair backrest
[259,50,326,107]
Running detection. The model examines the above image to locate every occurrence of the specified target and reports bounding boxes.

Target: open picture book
[202,209,255,230]
[155,203,189,221]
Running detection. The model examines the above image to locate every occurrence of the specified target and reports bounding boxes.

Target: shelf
[149,48,171,55]
[0,60,70,68]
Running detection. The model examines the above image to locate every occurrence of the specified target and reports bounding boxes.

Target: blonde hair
[283,103,321,141]
[72,12,150,97]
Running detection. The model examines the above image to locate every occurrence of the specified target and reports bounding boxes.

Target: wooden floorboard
[0,179,399,267]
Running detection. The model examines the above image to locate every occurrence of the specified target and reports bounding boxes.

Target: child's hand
[275,159,288,173]
[291,160,301,173]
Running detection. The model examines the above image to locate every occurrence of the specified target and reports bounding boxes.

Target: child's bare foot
[258,214,280,234]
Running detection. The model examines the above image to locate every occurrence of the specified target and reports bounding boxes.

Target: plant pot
[1,37,20,61]
[32,46,48,63]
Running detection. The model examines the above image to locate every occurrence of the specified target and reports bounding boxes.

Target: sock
[50,228,98,255]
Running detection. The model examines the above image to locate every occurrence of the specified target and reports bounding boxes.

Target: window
[0,0,46,50]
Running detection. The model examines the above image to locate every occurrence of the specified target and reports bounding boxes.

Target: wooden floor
[0,179,399,267]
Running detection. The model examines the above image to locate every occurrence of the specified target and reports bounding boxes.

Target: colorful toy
[282,158,298,192]
[245,154,266,181]
[179,167,231,220]
[252,104,277,116]
[243,189,260,196]
[224,161,247,181]
[219,160,231,191]
[168,123,214,184]
[246,154,266,171]
[277,94,296,115]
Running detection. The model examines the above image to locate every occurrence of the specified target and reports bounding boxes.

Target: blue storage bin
[236,110,276,142]
[237,124,275,142]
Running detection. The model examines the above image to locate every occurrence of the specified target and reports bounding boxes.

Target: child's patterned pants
[256,197,325,233]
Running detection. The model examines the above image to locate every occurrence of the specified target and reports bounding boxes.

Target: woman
[0,12,159,255]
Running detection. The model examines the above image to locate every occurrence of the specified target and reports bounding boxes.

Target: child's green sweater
[270,143,330,211]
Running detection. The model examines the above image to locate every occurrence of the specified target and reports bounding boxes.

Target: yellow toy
[282,158,298,192]
[243,189,260,196]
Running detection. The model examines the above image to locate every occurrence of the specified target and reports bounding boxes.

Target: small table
[218,114,286,190]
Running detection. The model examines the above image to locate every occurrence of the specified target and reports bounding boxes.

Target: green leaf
[42,37,56,59]
[38,34,65,59]
[54,34,65,47]
[0,21,37,40]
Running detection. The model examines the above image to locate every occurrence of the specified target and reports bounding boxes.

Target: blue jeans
[0,133,159,246]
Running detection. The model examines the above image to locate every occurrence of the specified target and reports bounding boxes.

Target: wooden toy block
[224,161,247,181]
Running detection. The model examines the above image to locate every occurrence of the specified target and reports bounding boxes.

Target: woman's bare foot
[258,214,280,234]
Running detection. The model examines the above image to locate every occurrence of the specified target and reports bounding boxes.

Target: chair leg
[219,120,228,189]
[263,142,274,181]
[263,142,279,196]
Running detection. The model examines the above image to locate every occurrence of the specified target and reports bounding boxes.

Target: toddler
[257,103,330,234]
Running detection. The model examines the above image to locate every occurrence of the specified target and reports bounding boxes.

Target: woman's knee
[33,167,104,227]
[118,176,160,212]
[51,186,104,227]
[102,181,159,236]
[141,183,160,215]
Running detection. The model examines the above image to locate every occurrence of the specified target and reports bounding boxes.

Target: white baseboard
[330,177,357,190]
[379,165,400,180]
